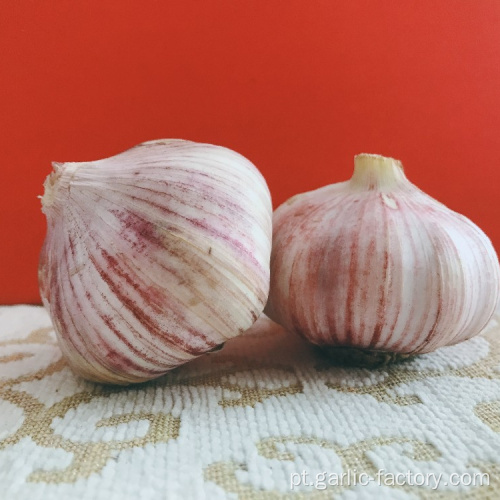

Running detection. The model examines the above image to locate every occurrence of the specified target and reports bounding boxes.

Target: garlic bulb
[265,154,500,361]
[39,139,272,384]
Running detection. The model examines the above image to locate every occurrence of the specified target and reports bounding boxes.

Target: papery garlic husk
[39,139,272,384]
[265,153,500,363]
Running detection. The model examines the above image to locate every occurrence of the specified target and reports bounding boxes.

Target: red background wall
[2,1,500,304]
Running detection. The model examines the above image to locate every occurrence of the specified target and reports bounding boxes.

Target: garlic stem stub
[265,154,500,361]
[39,139,272,384]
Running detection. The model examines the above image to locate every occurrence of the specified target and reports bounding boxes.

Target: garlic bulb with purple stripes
[39,139,272,384]
[265,153,500,364]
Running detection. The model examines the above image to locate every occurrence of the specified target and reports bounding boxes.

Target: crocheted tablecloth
[1,305,500,499]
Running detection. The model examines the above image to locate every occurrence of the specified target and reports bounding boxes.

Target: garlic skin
[39,139,272,384]
[265,154,500,356]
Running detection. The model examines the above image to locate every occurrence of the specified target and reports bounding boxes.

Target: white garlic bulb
[39,139,272,384]
[265,153,500,361]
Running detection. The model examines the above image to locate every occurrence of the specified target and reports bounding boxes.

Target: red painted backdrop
[2,1,500,304]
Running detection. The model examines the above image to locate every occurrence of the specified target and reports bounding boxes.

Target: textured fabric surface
[1,305,500,499]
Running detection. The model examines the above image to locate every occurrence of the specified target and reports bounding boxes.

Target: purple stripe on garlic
[265,153,500,357]
[39,139,272,384]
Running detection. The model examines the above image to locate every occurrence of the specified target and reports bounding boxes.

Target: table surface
[1,305,499,499]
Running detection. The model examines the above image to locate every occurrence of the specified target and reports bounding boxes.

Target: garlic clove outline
[265,153,500,361]
[39,139,272,384]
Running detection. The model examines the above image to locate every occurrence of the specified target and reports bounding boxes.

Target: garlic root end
[317,345,413,368]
